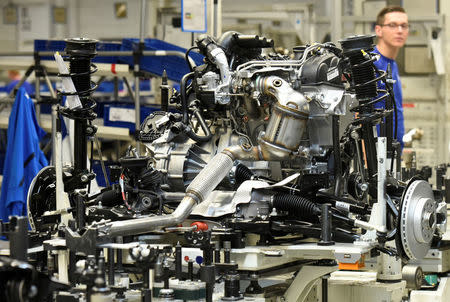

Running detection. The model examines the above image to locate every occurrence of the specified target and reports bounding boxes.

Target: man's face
[375,12,409,48]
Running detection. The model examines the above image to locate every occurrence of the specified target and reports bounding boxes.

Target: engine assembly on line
[1,32,448,302]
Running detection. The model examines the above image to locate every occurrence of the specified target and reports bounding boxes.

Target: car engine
[4,32,448,302]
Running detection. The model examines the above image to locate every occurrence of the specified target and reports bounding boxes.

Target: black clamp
[132,41,145,77]
[33,51,44,78]
[184,230,211,247]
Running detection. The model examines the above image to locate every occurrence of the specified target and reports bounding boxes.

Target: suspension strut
[340,35,389,180]
[59,38,98,192]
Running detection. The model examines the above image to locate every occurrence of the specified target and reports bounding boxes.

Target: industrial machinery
[1,32,448,301]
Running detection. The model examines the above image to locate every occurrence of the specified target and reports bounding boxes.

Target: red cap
[191,221,208,231]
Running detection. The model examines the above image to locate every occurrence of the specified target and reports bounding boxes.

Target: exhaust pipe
[105,76,309,237]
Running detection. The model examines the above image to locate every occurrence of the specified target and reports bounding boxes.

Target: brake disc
[398,180,436,260]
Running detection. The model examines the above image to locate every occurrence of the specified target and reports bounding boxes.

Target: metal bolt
[131,248,140,258]
[141,248,150,257]
[252,91,261,100]
[273,79,282,87]
[28,285,38,298]
[359,183,369,192]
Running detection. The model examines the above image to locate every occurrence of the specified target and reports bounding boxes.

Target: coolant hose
[184,108,212,143]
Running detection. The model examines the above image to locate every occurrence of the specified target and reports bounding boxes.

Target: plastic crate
[34,39,66,52]
[93,42,122,63]
[103,104,159,132]
[34,40,121,64]
[34,40,66,60]
[118,38,204,82]
[97,80,125,93]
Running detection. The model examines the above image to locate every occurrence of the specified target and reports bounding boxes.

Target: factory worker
[373,6,409,150]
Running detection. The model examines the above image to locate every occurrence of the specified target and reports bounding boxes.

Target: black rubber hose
[235,163,254,186]
[181,72,195,124]
[185,128,210,143]
[160,70,169,112]
[182,108,212,143]
[273,194,321,217]
[186,108,212,142]
[94,185,122,207]
[185,46,199,72]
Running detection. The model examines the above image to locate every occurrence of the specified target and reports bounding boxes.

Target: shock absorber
[59,38,98,191]
[340,35,378,107]
[340,35,386,180]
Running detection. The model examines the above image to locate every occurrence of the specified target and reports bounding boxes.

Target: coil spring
[347,50,377,100]
[57,56,98,121]
[272,194,320,217]
[346,51,389,116]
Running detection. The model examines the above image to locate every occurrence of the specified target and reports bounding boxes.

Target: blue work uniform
[5,79,35,96]
[372,46,405,149]
[0,80,35,168]
[0,87,48,222]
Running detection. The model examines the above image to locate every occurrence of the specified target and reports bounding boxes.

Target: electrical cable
[185,46,199,72]
[180,72,195,124]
